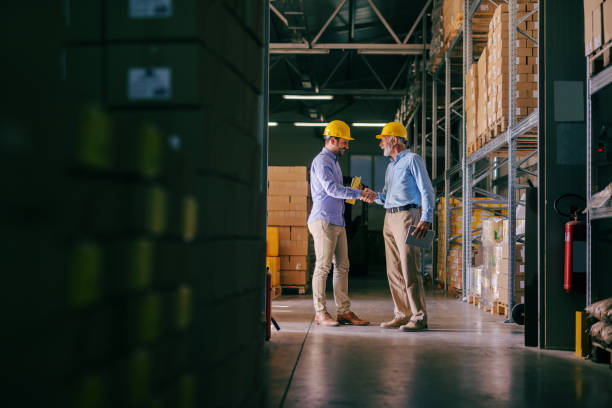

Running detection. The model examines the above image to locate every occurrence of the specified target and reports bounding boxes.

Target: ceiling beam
[269,43,428,55]
[270,89,406,96]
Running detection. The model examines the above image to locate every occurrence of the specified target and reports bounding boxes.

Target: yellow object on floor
[575,311,591,358]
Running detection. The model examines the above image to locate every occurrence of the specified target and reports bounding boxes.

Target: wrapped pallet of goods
[267,166,313,294]
[480,217,526,316]
[435,198,507,297]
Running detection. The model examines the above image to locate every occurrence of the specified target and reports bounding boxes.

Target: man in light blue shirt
[308,120,376,327]
[372,122,435,331]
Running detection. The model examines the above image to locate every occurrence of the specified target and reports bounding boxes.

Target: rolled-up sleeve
[408,155,435,223]
[313,162,361,200]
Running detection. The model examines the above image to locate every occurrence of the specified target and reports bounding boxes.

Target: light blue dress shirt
[375,149,435,223]
[308,147,362,227]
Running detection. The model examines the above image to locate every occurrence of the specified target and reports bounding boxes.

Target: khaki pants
[383,208,427,323]
[308,219,351,314]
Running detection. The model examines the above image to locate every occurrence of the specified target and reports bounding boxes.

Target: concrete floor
[264,278,612,408]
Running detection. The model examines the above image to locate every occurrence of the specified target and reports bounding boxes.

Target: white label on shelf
[520,295,525,304]
[129,0,173,18]
[520,280,525,289]
[128,67,172,100]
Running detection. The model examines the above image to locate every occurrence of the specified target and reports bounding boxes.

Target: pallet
[589,41,612,77]
[271,286,282,300]
[493,302,509,318]
[281,284,309,295]
[478,302,492,313]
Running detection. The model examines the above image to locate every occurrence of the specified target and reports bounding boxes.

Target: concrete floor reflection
[265,278,612,408]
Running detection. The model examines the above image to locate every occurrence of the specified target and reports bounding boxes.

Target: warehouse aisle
[264,278,612,408]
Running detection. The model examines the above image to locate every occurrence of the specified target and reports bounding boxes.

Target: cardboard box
[290,196,308,211]
[279,240,309,256]
[268,166,308,181]
[280,255,308,271]
[268,195,290,211]
[64,0,103,42]
[291,227,308,241]
[584,0,599,55]
[280,270,309,285]
[604,0,612,44]
[278,227,291,241]
[267,211,308,226]
[594,1,604,49]
[268,181,309,196]
[266,227,279,257]
[105,0,262,88]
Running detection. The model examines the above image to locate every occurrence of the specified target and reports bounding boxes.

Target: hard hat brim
[376,134,407,140]
[326,134,355,141]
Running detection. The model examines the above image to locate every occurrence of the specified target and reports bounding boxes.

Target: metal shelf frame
[423,0,540,315]
[585,55,612,306]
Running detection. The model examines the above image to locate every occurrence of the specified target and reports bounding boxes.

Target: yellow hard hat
[376,121,408,140]
[323,120,354,140]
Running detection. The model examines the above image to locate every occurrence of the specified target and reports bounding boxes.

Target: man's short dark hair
[324,136,340,143]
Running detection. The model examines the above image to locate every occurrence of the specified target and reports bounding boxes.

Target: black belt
[386,204,420,213]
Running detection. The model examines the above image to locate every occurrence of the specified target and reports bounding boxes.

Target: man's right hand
[360,188,377,203]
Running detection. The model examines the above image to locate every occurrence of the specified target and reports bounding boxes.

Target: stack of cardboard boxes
[443,0,464,49]
[466,63,479,153]
[480,218,526,311]
[436,198,508,295]
[486,2,539,132]
[267,166,312,290]
[584,0,612,57]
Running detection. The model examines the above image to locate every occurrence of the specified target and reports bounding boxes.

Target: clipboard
[345,176,361,205]
[405,225,435,249]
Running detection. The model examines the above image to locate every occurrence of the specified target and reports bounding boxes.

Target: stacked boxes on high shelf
[584,0,612,75]
[443,0,464,50]
[466,62,478,154]
[428,1,445,72]
[467,1,539,155]
[267,166,313,292]
[436,198,508,297]
[486,2,539,134]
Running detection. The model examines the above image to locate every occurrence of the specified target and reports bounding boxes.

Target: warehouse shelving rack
[586,59,612,306]
[403,0,539,321]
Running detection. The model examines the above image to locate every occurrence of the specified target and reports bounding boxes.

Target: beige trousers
[308,219,351,314]
[383,208,427,323]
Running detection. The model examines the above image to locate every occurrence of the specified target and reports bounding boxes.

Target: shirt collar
[390,148,409,163]
[322,147,338,162]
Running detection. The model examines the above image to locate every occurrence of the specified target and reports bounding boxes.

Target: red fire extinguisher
[555,194,587,293]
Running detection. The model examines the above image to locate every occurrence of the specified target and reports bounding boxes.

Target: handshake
[359,187,377,203]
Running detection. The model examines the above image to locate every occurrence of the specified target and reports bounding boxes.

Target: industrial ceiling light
[352,123,388,127]
[268,122,279,126]
[294,122,328,127]
[282,95,334,100]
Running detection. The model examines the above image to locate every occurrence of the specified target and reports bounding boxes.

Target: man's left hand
[411,221,431,239]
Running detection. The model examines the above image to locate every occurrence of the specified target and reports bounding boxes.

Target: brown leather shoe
[400,319,428,331]
[380,316,411,328]
[337,311,369,326]
[315,312,340,326]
